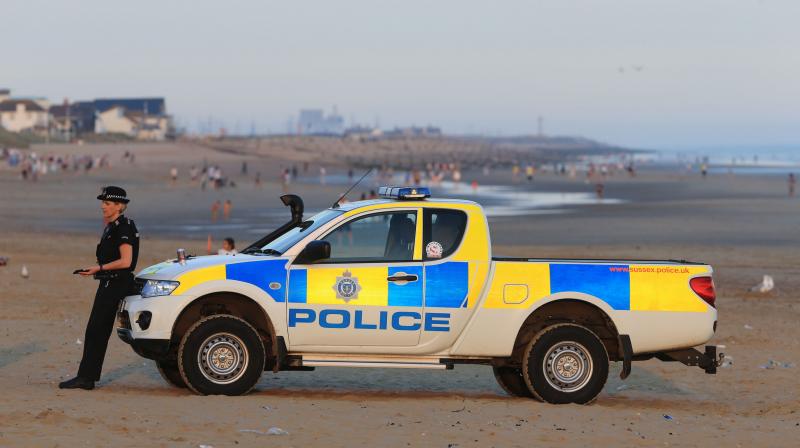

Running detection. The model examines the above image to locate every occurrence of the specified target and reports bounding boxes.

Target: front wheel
[522,324,609,404]
[178,314,265,395]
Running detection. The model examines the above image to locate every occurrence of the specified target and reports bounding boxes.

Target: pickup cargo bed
[492,257,705,265]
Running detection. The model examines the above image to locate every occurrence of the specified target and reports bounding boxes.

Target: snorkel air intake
[243,194,304,253]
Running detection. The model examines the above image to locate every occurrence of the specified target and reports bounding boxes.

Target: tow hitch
[655,345,725,374]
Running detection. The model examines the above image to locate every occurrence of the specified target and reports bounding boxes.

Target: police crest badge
[333,270,362,302]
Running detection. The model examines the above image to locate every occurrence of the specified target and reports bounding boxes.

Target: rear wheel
[522,324,609,404]
[155,359,187,388]
[178,314,265,396]
[492,366,534,398]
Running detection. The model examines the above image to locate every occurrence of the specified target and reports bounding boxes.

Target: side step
[301,355,451,370]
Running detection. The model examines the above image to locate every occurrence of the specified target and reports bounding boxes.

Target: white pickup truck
[118,186,722,404]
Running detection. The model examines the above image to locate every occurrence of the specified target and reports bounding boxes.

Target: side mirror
[294,240,330,264]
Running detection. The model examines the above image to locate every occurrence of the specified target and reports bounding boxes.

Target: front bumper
[116,293,192,360]
[117,293,192,340]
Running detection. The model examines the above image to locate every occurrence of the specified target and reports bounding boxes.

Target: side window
[321,211,417,262]
[423,209,467,260]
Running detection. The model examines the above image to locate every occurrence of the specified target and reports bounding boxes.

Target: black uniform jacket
[96,215,140,272]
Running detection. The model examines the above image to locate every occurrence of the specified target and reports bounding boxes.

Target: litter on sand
[663,414,674,421]
[759,360,795,369]
[749,275,774,293]
[0,256,8,266]
[720,355,734,368]
[76,339,82,345]
[21,265,29,279]
[238,427,289,436]
[744,324,754,330]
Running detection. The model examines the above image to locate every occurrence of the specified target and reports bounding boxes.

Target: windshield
[259,209,344,254]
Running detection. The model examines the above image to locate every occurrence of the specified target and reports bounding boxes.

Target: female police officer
[60,186,139,390]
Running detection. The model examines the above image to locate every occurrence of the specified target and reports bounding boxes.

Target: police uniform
[61,186,139,389]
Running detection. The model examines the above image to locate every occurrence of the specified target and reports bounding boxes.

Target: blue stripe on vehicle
[424,262,468,308]
[549,264,630,310]
[288,269,308,303]
[225,260,287,302]
[388,265,423,307]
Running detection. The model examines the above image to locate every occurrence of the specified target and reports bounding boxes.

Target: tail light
[690,276,716,308]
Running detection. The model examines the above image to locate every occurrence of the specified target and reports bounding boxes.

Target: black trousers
[77,275,132,381]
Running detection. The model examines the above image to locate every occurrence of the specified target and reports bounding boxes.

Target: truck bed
[492,257,706,265]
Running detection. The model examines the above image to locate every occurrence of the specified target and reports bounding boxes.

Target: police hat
[97,186,130,203]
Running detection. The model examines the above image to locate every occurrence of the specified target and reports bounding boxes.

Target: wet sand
[1,142,799,447]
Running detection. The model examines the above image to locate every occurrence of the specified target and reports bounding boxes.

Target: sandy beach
[1,142,799,447]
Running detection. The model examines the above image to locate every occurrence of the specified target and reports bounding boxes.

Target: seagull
[749,275,774,293]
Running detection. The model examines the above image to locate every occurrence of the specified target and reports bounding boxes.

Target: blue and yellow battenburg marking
[172,259,288,300]
[172,260,471,309]
[288,262,468,308]
[484,262,711,312]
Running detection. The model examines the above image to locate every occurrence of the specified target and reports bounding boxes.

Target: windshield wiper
[242,248,282,256]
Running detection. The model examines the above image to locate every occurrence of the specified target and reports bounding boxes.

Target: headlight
[141,280,180,298]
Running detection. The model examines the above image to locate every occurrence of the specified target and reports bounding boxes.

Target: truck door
[421,208,475,350]
[287,209,424,348]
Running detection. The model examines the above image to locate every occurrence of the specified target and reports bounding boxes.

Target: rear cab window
[423,209,467,260]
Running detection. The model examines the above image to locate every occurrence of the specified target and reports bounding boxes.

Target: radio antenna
[332,167,373,208]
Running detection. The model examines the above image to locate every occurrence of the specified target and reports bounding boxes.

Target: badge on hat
[97,186,130,203]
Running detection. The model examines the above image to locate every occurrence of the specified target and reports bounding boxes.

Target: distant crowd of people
[1,147,116,181]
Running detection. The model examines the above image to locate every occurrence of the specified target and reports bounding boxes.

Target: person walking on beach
[789,173,796,197]
[223,199,232,220]
[59,186,139,390]
[211,200,221,222]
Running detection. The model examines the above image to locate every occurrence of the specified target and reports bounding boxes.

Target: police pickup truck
[118,186,722,404]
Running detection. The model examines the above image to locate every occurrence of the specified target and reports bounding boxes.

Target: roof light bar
[378,186,431,200]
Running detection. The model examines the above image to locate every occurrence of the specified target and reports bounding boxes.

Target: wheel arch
[170,291,276,358]
[510,298,621,365]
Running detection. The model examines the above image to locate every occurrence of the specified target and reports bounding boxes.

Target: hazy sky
[3,0,798,148]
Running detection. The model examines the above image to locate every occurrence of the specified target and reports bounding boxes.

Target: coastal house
[0,98,51,134]
[93,97,173,140]
[49,100,96,138]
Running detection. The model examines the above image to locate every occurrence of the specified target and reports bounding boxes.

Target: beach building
[94,97,173,140]
[297,108,345,135]
[0,98,50,134]
[49,100,96,138]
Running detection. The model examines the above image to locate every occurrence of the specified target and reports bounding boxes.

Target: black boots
[58,376,95,390]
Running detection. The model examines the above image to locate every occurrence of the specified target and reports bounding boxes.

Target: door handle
[387,274,418,283]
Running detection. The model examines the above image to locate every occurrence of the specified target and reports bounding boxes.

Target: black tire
[156,359,187,388]
[178,314,265,396]
[522,324,609,404]
[493,366,534,398]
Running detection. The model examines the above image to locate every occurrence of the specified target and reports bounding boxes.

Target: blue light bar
[378,186,431,200]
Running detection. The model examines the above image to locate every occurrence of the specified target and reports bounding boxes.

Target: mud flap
[618,334,633,380]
